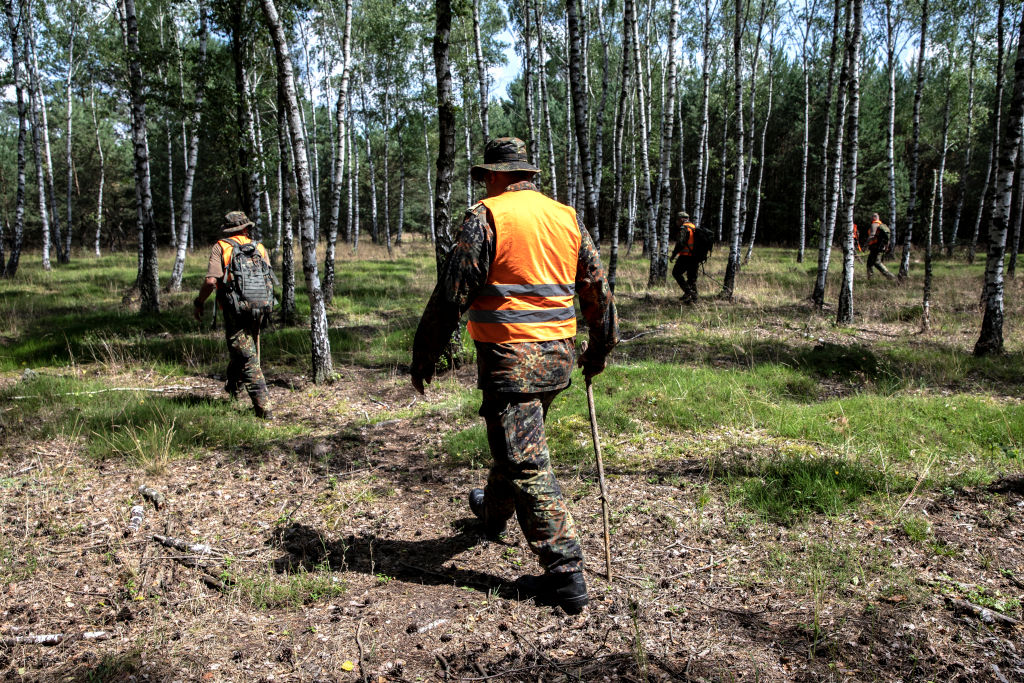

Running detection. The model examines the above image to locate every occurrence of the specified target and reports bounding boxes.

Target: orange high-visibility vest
[868,219,888,246]
[676,222,696,257]
[217,235,269,288]
[467,190,581,343]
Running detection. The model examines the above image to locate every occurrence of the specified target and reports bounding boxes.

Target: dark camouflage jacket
[411,181,619,394]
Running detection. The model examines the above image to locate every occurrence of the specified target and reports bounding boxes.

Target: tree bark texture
[262,0,333,382]
[3,0,27,277]
[898,0,929,281]
[472,0,489,144]
[721,0,746,300]
[975,6,1024,356]
[921,171,938,332]
[836,0,863,326]
[324,0,352,304]
[970,0,1006,266]
[124,0,159,313]
[949,19,978,255]
[566,0,598,239]
[433,0,456,273]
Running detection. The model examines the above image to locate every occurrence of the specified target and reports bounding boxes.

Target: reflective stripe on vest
[468,189,581,344]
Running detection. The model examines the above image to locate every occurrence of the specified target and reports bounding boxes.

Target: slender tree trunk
[628,0,655,262]
[921,171,938,332]
[123,0,159,312]
[817,0,841,277]
[566,0,598,237]
[651,0,679,284]
[885,0,899,263]
[63,21,76,261]
[27,13,64,264]
[1008,134,1024,277]
[433,0,456,271]
[383,89,393,254]
[229,4,257,222]
[971,3,1007,266]
[298,20,320,230]
[352,122,360,251]
[798,0,819,263]
[593,0,611,238]
[262,0,333,382]
[898,0,930,280]
[24,27,50,270]
[975,4,1024,356]
[936,68,952,253]
[745,32,777,265]
[950,21,978,256]
[472,0,489,143]
[90,88,104,258]
[462,76,473,206]
[535,0,558,201]
[277,81,296,324]
[168,3,207,292]
[420,54,435,242]
[522,1,536,165]
[721,0,746,300]
[836,0,863,325]
[610,0,635,290]
[812,0,847,308]
[3,0,27,277]
[717,102,728,243]
[323,0,352,303]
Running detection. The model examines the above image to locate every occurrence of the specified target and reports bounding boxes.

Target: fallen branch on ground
[152,534,224,557]
[138,485,165,510]
[947,597,1021,628]
[125,506,145,535]
[1,631,110,646]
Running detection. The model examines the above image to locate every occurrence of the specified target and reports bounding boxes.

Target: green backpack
[222,238,275,322]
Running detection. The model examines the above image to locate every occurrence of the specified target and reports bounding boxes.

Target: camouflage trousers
[866,246,894,279]
[223,312,270,410]
[672,257,699,300]
[480,390,583,574]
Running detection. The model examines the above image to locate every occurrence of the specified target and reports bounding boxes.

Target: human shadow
[268,521,516,597]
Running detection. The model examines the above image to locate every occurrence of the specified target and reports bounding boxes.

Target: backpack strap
[220,237,244,284]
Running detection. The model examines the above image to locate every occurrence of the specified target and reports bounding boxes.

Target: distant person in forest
[410,137,618,615]
[193,211,275,419]
[866,213,896,280]
[670,212,712,303]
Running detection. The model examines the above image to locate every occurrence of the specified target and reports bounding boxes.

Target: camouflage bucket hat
[470,137,541,181]
[222,210,254,234]
[678,211,690,221]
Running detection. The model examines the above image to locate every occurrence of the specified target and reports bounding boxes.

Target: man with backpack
[192,211,275,419]
[670,212,711,303]
[866,213,896,280]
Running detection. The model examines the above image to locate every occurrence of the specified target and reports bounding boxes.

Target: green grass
[2,244,1022,522]
[230,563,347,609]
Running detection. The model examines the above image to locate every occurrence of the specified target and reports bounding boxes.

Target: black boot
[514,571,589,614]
[468,488,506,540]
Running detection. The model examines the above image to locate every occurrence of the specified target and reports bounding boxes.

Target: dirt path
[2,367,1023,681]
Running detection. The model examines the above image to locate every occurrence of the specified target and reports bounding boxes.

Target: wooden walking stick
[582,343,613,581]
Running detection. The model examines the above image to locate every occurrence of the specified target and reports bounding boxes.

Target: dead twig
[1,631,110,646]
[947,597,1021,628]
[152,534,224,557]
[355,618,369,683]
[138,485,165,510]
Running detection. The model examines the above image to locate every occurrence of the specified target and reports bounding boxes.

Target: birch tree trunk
[535,0,558,201]
[262,0,333,382]
[168,3,207,292]
[124,0,159,312]
[921,171,938,332]
[798,0,819,263]
[884,0,899,263]
[433,0,456,271]
[278,79,296,324]
[522,2,536,165]
[90,88,104,258]
[720,0,746,300]
[566,0,598,237]
[3,0,27,278]
[24,25,50,270]
[836,0,863,325]
[610,0,636,290]
[593,0,611,237]
[970,2,1006,266]
[651,0,679,284]
[324,0,352,304]
[745,29,777,265]
[420,53,435,242]
[812,0,848,309]
[472,0,489,143]
[975,6,1024,356]
[27,12,64,264]
[949,16,978,256]
[935,68,952,254]
[898,0,929,281]
[628,0,656,262]
[63,20,76,260]
[230,4,258,223]
[717,102,728,243]
[817,0,841,276]
[1008,134,1024,277]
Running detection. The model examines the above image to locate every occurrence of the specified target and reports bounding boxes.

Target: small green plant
[901,515,931,542]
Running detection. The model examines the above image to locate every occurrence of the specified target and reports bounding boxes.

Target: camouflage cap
[222,211,254,234]
[470,137,541,181]
[677,211,690,221]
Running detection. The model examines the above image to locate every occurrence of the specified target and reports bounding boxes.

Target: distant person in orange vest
[853,222,863,260]
[193,211,275,419]
[410,137,618,614]
[669,212,713,303]
[866,213,896,280]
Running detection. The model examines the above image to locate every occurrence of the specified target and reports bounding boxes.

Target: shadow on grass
[268,522,513,597]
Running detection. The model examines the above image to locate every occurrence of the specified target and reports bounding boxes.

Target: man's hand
[192,298,204,321]
[578,342,606,382]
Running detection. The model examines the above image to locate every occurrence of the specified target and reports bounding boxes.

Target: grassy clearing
[1,242,1022,525]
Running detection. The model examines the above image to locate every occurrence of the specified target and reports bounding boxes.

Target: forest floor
[2,243,1024,682]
